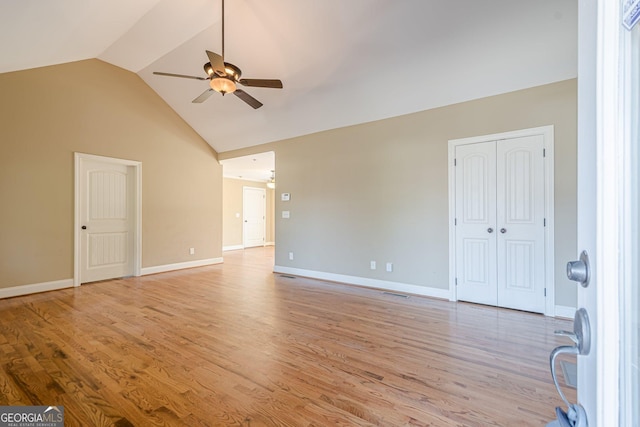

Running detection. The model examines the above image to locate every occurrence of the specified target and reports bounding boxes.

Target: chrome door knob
[487,228,494,233]
[566,251,590,287]
[500,228,507,233]
[567,261,588,282]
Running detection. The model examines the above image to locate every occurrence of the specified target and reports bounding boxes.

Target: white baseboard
[273,265,453,300]
[141,257,223,276]
[224,243,274,251]
[0,279,74,299]
[555,305,576,319]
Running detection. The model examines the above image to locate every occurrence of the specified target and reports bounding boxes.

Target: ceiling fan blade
[239,78,283,89]
[234,89,263,109]
[206,50,225,75]
[153,71,207,81]
[192,89,215,103]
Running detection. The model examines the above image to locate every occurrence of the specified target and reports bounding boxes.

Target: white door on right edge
[455,135,546,313]
[573,1,640,424]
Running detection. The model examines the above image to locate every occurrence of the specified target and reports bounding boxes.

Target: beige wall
[223,178,275,248]
[220,79,578,308]
[266,187,275,244]
[0,59,222,289]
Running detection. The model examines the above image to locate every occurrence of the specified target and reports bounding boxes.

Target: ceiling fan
[153,0,283,109]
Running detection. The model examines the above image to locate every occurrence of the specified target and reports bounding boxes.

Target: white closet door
[454,136,546,313]
[455,141,498,306]
[496,135,546,313]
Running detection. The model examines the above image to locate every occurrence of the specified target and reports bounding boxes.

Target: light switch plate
[282,210,290,219]
[281,193,290,201]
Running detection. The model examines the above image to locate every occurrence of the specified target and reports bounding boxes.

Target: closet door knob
[500,228,507,234]
[487,228,494,233]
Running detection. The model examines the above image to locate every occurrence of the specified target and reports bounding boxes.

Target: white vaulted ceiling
[0,0,577,153]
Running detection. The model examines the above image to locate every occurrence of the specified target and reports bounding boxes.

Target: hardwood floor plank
[0,247,575,426]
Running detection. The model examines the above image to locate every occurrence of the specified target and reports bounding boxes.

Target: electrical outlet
[370,261,377,270]
[289,252,294,260]
[386,262,393,272]
[189,247,195,255]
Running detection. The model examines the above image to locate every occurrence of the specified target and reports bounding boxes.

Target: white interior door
[573,0,640,424]
[243,187,266,248]
[573,0,599,422]
[79,157,134,283]
[496,135,546,313]
[454,134,547,313]
[455,141,498,306]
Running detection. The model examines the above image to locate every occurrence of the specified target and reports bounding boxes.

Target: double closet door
[454,134,546,313]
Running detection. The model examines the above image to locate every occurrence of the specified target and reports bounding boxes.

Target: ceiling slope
[0,0,577,153]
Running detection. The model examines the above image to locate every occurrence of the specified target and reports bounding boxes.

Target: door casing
[448,125,555,316]
[74,153,142,287]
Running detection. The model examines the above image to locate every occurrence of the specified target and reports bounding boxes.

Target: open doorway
[220,152,276,257]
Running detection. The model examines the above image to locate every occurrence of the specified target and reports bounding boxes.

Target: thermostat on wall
[281,193,290,201]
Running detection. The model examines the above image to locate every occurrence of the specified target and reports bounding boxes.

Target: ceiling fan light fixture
[153,0,282,108]
[210,77,236,94]
[223,62,241,80]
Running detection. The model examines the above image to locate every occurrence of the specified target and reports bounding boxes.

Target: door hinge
[454,218,457,226]
[544,218,546,227]
[454,158,457,166]
[455,277,458,286]
[543,148,546,157]
[544,288,547,297]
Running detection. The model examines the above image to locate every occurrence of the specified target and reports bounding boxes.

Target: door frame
[242,186,266,248]
[447,125,555,315]
[74,153,142,287]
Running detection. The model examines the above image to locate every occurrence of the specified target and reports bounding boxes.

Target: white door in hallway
[79,157,135,283]
[243,187,265,248]
[454,134,546,313]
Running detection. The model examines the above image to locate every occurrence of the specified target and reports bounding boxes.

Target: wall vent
[383,292,409,298]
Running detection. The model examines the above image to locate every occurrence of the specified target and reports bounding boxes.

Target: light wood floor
[0,247,576,426]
